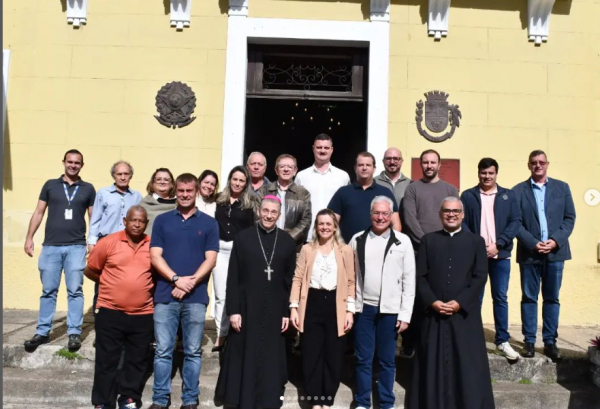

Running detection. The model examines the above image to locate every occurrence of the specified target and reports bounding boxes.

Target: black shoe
[544,343,562,361]
[521,342,535,358]
[68,334,82,352]
[400,346,415,359]
[211,344,224,352]
[23,334,50,352]
[180,405,198,409]
[149,405,168,409]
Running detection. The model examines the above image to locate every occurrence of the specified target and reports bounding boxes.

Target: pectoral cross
[265,266,273,281]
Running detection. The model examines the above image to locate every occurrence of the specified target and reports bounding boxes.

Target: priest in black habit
[215,195,297,409]
[409,196,495,409]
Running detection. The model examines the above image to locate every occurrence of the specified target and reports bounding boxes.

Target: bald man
[374,147,412,208]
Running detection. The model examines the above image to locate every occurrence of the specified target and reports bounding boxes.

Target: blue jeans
[36,245,86,336]
[354,304,397,409]
[152,302,206,407]
[480,259,512,345]
[520,261,564,345]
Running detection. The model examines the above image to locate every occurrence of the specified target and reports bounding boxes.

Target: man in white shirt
[295,134,350,242]
[350,196,416,409]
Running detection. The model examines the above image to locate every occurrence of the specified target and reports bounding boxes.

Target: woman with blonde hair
[138,168,177,235]
[212,165,257,351]
[290,208,356,409]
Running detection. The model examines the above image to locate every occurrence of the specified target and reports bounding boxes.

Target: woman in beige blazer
[290,209,356,409]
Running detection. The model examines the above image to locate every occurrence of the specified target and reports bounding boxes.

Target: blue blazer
[460,185,521,259]
[512,178,576,264]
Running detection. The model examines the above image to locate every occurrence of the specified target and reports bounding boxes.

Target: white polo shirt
[295,163,350,241]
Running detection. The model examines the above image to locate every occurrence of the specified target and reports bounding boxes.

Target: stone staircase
[3,310,600,408]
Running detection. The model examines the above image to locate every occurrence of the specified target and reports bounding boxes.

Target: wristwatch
[171,275,179,283]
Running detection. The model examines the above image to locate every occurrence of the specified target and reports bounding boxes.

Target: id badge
[65,209,73,220]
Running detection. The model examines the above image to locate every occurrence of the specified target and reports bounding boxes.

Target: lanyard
[63,183,79,207]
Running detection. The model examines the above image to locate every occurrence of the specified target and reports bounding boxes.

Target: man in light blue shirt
[88,161,142,250]
[531,181,548,241]
[88,161,142,315]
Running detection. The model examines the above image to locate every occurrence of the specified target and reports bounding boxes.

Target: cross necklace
[256,224,279,281]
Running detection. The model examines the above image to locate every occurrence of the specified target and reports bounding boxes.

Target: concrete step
[3,367,600,409]
[4,339,592,385]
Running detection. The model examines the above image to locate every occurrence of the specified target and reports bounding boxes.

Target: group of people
[21,134,576,409]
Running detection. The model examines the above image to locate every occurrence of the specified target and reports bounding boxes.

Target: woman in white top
[195,169,219,217]
[290,209,356,409]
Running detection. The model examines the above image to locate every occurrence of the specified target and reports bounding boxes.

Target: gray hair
[260,196,282,212]
[246,152,267,167]
[111,160,134,177]
[439,196,463,211]
[126,205,148,220]
[370,195,394,213]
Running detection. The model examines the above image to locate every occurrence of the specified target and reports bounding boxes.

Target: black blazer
[512,178,576,264]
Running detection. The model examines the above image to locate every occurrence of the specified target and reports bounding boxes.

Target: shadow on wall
[4,114,13,191]
[267,0,572,28]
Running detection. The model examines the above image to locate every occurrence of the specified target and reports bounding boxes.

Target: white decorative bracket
[171,0,192,30]
[528,0,556,45]
[428,0,451,40]
[229,0,249,17]
[66,0,88,28]
[370,0,390,22]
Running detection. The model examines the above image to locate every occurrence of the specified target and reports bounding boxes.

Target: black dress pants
[301,288,346,406]
[92,308,154,408]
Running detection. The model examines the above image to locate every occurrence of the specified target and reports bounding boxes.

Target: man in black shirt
[23,149,96,352]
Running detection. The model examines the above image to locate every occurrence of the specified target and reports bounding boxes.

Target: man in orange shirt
[85,205,154,409]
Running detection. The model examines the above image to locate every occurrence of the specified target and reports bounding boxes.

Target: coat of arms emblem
[154,81,197,128]
[416,91,462,143]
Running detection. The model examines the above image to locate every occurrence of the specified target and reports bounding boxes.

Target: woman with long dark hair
[196,169,219,217]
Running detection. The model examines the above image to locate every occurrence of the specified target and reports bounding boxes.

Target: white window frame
[220,17,390,178]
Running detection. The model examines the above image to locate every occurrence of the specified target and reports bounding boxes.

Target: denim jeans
[354,304,397,409]
[36,245,86,336]
[152,302,206,407]
[520,261,564,345]
[480,259,512,345]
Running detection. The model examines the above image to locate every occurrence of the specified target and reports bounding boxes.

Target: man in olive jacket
[258,154,312,249]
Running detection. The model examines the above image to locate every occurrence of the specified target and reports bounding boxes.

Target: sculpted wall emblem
[416,90,461,143]
[155,81,196,128]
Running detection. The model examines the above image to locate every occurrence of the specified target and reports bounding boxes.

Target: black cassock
[408,230,495,409]
[215,225,296,409]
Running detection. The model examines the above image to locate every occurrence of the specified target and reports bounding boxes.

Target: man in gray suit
[512,150,576,361]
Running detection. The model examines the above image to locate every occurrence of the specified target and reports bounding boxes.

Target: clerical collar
[444,227,462,237]
[368,228,391,239]
[258,222,277,233]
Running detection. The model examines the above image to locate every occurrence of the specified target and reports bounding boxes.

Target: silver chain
[256,224,278,270]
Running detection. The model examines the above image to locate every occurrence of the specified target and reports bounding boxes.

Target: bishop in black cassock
[409,197,495,409]
[215,197,296,409]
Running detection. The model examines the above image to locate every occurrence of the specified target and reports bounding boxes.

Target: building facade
[2,0,600,326]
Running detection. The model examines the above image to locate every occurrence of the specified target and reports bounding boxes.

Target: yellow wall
[3,0,599,326]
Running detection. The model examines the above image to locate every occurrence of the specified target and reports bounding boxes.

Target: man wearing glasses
[409,197,494,409]
[258,154,312,249]
[512,150,576,360]
[374,147,412,209]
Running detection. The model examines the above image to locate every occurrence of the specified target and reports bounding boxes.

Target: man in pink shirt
[460,158,522,361]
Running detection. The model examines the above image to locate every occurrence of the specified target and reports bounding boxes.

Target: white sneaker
[497,342,520,361]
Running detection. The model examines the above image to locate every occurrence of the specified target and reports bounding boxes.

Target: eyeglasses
[260,209,280,216]
[441,209,463,215]
[372,211,391,217]
[529,161,548,167]
[384,157,403,162]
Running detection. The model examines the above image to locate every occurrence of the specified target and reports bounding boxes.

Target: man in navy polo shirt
[149,173,219,409]
[23,149,96,353]
[328,152,400,243]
